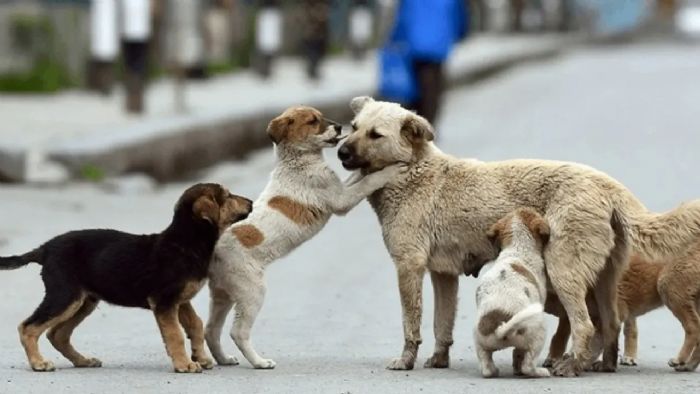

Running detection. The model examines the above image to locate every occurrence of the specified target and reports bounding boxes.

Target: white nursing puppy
[474,207,551,378]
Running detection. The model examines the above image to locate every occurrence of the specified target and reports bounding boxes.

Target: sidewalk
[0,34,575,183]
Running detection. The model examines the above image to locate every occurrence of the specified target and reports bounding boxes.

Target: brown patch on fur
[511,262,538,288]
[487,215,513,250]
[19,295,86,371]
[179,280,206,302]
[268,196,323,226]
[516,207,550,248]
[267,106,325,144]
[232,224,264,248]
[478,309,513,336]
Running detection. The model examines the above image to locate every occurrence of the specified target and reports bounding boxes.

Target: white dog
[205,106,400,369]
[474,208,551,378]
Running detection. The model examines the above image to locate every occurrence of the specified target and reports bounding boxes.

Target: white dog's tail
[495,303,544,340]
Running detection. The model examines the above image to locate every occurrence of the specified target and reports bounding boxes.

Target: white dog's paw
[620,356,637,366]
[386,357,414,370]
[253,358,276,369]
[530,367,551,378]
[481,366,499,378]
[216,355,240,366]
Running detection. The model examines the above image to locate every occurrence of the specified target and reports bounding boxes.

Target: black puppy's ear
[350,96,374,114]
[267,116,288,144]
[401,113,435,144]
[193,195,220,225]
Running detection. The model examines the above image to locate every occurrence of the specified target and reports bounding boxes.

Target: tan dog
[474,208,550,378]
[545,240,700,372]
[337,96,700,376]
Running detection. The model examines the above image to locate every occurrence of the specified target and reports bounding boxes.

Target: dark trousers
[410,60,444,125]
[122,40,149,113]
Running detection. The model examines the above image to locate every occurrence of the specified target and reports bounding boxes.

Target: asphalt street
[1,40,700,393]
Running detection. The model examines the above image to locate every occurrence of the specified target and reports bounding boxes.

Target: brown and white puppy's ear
[487,215,512,252]
[518,208,550,247]
[267,115,291,144]
[401,113,435,144]
[193,194,220,225]
[350,96,375,114]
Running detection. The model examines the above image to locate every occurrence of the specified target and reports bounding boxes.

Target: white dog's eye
[368,128,383,139]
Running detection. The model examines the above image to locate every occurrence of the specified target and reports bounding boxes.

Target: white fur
[205,120,400,369]
[474,216,550,378]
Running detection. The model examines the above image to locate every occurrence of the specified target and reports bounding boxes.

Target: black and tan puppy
[0,183,252,373]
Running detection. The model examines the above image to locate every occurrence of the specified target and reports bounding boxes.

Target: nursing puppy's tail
[625,199,700,261]
[495,303,544,340]
[0,248,42,270]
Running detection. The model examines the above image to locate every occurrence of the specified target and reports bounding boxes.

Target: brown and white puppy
[474,208,550,378]
[0,183,252,373]
[546,239,700,372]
[206,106,401,369]
[337,96,700,376]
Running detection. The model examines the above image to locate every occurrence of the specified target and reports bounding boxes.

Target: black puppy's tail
[0,248,42,270]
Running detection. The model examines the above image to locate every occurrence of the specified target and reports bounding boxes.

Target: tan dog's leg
[666,298,700,370]
[620,319,638,366]
[154,305,202,373]
[591,261,623,372]
[179,302,214,370]
[546,249,597,377]
[205,286,238,366]
[424,272,458,368]
[46,298,101,368]
[387,255,427,370]
[544,314,570,367]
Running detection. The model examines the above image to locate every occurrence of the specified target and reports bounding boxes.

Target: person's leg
[413,60,444,126]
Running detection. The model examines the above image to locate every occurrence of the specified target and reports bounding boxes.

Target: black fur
[1,183,251,343]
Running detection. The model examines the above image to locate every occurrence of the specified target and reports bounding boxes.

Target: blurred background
[2,2,700,392]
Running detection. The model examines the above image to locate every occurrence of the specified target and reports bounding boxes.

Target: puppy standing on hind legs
[474,208,551,378]
[205,106,402,369]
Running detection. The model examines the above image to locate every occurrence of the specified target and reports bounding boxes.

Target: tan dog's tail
[0,248,42,270]
[625,200,700,261]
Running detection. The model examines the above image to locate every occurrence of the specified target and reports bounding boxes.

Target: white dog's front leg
[331,165,401,215]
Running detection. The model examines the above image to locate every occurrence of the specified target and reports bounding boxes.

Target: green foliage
[0,60,74,93]
[80,165,105,183]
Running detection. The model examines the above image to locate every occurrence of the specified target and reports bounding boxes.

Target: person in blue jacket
[385,0,467,125]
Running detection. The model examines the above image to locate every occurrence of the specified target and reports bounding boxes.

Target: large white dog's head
[337,97,434,173]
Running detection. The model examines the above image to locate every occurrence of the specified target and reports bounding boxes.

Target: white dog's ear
[401,113,435,143]
[350,96,374,114]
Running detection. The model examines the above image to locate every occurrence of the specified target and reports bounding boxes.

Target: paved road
[2,40,700,393]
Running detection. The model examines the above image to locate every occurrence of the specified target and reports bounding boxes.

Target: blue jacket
[390,0,467,62]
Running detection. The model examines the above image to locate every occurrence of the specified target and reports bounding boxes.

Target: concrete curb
[3,35,576,183]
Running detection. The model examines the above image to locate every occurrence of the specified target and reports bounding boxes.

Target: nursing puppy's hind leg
[424,272,458,368]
